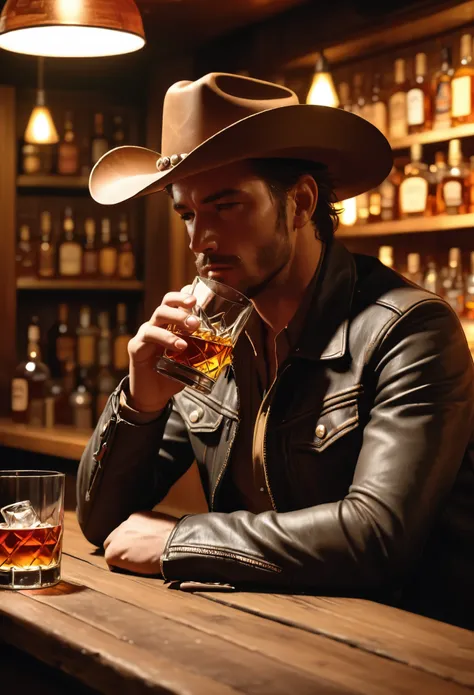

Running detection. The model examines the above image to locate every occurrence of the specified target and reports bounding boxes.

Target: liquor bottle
[82,218,99,278]
[58,207,82,277]
[407,53,432,133]
[47,303,76,380]
[389,58,409,139]
[16,224,35,278]
[96,311,116,418]
[465,252,474,319]
[76,306,99,372]
[378,246,394,269]
[404,253,423,285]
[37,211,55,279]
[21,142,41,175]
[440,139,468,215]
[432,47,454,130]
[370,73,387,136]
[379,172,398,221]
[117,215,136,279]
[12,317,53,427]
[469,156,474,213]
[356,192,369,224]
[442,248,465,316]
[351,73,367,118]
[399,143,431,218]
[368,190,382,223]
[91,113,109,166]
[433,151,448,214]
[338,82,352,112]
[52,358,75,426]
[98,218,118,278]
[80,136,91,178]
[70,367,94,429]
[112,115,126,148]
[451,34,474,126]
[57,111,79,175]
[113,303,132,379]
[423,259,439,294]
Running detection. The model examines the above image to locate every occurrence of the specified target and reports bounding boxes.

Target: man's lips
[202,264,235,273]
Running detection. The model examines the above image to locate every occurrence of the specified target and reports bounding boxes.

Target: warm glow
[306,72,339,108]
[0,25,145,57]
[337,198,357,226]
[25,361,35,372]
[57,0,83,22]
[24,105,59,144]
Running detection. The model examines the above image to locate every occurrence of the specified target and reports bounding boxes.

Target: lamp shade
[306,51,339,108]
[0,0,145,57]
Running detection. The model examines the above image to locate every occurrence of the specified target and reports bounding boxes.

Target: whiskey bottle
[58,207,82,277]
[451,34,474,126]
[356,192,369,224]
[96,311,116,418]
[98,218,118,278]
[423,259,440,294]
[112,115,126,148]
[407,53,432,133]
[378,246,394,269]
[440,139,468,215]
[57,111,79,175]
[83,218,99,278]
[352,73,367,119]
[16,224,36,278]
[389,58,409,140]
[404,253,423,285]
[12,317,53,427]
[70,367,93,429]
[433,151,448,214]
[399,143,431,218]
[443,248,465,316]
[370,73,387,136]
[465,252,474,319]
[432,47,454,130]
[21,142,41,175]
[379,174,397,221]
[113,303,132,379]
[91,113,109,166]
[77,305,99,372]
[47,303,76,380]
[468,156,474,213]
[338,82,352,112]
[117,215,136,279]
[368,190,382,223]
[37,211,55,279]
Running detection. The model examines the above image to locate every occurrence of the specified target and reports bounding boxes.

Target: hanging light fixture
[306,50,339,108]
[24,57,59,145]
[0,0,145,58]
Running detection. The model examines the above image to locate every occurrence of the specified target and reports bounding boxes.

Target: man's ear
[293,175,318,229]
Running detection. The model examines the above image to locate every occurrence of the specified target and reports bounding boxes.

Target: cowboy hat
[89,72,393,206]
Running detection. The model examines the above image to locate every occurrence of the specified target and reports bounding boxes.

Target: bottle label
[372,101,387,135]
[434,82,452,128]
[58,144,79,175]
[389,92,408,138]
[369,192,381,216]
[114,335,130,371]
[78,335,96,367]
[12,378,28,412]
[118,252,136,279]
[83,251,99,276]
[452,75,471,117]
[38,246,55,277]
[407,88,424,126]
[399,177,428,214]
[57,335,76,363]
[59,244,82,276]
[100,248,118,277]
[443,180,463,207]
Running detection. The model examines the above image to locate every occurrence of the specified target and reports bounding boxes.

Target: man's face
[170,161,294,297]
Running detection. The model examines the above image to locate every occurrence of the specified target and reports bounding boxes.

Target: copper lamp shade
[0,0,146,58]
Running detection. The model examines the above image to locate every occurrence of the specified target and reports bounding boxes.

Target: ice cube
[1,500,41,528]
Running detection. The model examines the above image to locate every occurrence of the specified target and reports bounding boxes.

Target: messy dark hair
[250,158,340,244]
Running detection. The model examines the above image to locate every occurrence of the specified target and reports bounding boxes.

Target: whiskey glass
[0,470,65,590]
[155,277,253,394]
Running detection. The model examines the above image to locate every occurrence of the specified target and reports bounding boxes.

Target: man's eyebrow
[173,188,242,211]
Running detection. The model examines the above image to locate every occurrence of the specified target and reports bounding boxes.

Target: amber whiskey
[83,218,99,278]
[389,59,408,139]
[37,211,55,279]
[407,53,432,133]
[91,113,109,166]
[399,143,431,218]
[0,525,61,571]
[58,207,82,277]
[451,34,474,126]
[441,139,468,215]
[57,111,79,175]
[16,224,35,278]
[432,47,454,130]
[98,218,118,278]
[117,215,136,279]
[169,330,233,382]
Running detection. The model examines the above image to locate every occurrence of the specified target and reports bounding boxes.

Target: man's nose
[188,224,218,255]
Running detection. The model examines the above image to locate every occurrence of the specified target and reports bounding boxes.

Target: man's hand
[103,511,177,575]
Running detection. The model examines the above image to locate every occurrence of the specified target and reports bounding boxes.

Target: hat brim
[89,104,393,205]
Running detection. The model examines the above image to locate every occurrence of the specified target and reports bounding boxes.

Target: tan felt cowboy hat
[89,72,393,206]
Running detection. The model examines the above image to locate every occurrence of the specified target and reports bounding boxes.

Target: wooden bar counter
[1,511,473,694]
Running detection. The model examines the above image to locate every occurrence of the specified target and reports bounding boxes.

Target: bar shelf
[0,418,91,460]
[16,278,144,291]
[390,123,474,151]
[338,213,474,238]
[17,175,90,190]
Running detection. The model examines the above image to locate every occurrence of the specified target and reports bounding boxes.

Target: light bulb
[24,105,59,144]
[306,51,339,108]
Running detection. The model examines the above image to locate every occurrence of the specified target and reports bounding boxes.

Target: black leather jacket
[77,241,474,627]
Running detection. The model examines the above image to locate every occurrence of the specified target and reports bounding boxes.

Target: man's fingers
[149,304,198,329]
[135,324,189,351]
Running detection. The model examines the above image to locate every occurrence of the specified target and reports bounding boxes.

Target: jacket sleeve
[76,377,196,547]
[160,300,474,592]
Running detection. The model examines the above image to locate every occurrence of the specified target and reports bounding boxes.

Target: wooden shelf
[338,213,474,238]
[390,123,474,151]
[17,175,89,190]
[0,418,91,460]
[17,278,144,291]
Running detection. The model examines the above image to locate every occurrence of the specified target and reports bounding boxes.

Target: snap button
[315,424,326,439]
[189,408,203,423]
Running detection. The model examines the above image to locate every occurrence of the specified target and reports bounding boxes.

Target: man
[77,73,474,629]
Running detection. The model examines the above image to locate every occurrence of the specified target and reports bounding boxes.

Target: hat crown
[161,72,299,156]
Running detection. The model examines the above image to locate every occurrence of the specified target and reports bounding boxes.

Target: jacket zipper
[211,366,240,511]
[169,544,282,573]
[85,414,118,502]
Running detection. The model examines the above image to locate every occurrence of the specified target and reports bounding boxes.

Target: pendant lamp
[0,0,145,58]
[24,57,59,144]
[306,51,339,108]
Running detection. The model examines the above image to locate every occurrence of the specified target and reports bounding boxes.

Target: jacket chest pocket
[178,393,227,482]
[307,397,359,452]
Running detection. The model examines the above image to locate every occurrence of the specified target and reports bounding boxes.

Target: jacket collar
[293,239,357,361]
